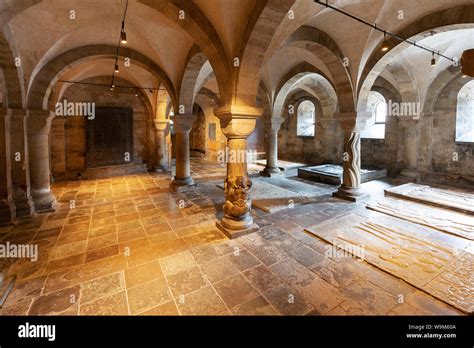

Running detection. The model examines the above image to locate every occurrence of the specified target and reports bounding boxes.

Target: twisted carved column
[333,112,370,202]
[27,110,57,212]
[214,105,262,239]
[170,114,196,191]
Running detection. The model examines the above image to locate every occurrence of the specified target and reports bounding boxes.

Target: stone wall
[423,79,474,186]
[278,94,343,165]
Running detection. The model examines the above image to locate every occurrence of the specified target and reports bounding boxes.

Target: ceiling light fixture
[115,64,120,73]
[381,32,389,52]
[120,26,127,44]
[314,0,456,64]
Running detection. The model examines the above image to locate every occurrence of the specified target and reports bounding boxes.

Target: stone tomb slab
[298,164,387,186]
[367,197,474,240]
[217,179,318,213]
[305,213,473,314]
[385,183,474,215]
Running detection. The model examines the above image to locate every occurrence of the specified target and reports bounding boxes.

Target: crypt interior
[0,0,473,316]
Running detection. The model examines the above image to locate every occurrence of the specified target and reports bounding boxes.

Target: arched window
[297,100,316,137]
[456,80,474,143]
[361,91,387,139]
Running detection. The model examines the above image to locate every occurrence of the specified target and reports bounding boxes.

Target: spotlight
[381,32,389,52]
[135,91,139,97]
[110,84,115,91]
[431,53,436,67]
[114,64,119,73]
[121,31,127,44]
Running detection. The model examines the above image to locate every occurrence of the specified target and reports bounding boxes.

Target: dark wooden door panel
[86,106,133,168]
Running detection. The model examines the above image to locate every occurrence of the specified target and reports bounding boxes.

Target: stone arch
[178,45,210,114]
[274,63,337,119]
[138,0,232,105]
[0,30,23,108]
[372,76,402,104]
[358,4,474,108]
[359,60,419,112]
[422,65,463,115]
[235,0,296,106]
[282,26,355,113]
[26,45,177,111]
[58,75,155,121]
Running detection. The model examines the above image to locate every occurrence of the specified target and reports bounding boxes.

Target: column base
[332,185,370,202]
[170,177,196,192]
[0,200,15,226]
[399,169,421,182]
[14,197,35,219]
[154,165,171,173]
[32,190,57,213]
[12,189,34,219]
[216,217,259,239]
[260,166,284,177]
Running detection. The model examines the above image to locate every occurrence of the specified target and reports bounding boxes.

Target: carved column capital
[27,110,55,135]
[171,114,195,133]
[214,104,263,139]
[265,116,285,132]
[154,119,170,132]
[334,112,371,132]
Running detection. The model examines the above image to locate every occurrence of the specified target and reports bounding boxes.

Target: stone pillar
[320,118,336,161]
[0,108,15,224]
[50,117,67,181]
[214,105,263,239]
[9,109,34,218]
[261,117,284,177]
[27,110,57,213]
[399,119,421,180]
[154,119,170,172]
[332,112,370,202]
[170,114,195,191]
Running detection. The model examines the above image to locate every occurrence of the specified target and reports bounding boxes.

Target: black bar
[0,316,472,346]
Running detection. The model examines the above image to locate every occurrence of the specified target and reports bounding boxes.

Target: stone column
[0,108,15,224]
[320,118,336,161]
[261,117,284,177]
[154,119,170,172]
[332,112,370,202]
[50,117,67,180]
[27,110,57,213]
[399,118,421,180]
[214,105,263,239]
[170,114,196,191]
[9,109,34,218]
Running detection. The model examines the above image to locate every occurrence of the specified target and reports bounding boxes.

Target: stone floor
[0,159,465,316]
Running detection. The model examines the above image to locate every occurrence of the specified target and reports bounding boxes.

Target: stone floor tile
[127,278,171,314]
[263,284,313,315]
[29,285,80,315]
[242,264,282,293]
[200,256,240,284]
[80,272,125,304]
[213,274,260,308]
[124,260,163,288]
[232,296,278,316]
[177,286,227,315]
[159,251,197,276]
[167,266,208,297]
[79,291,129,315]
